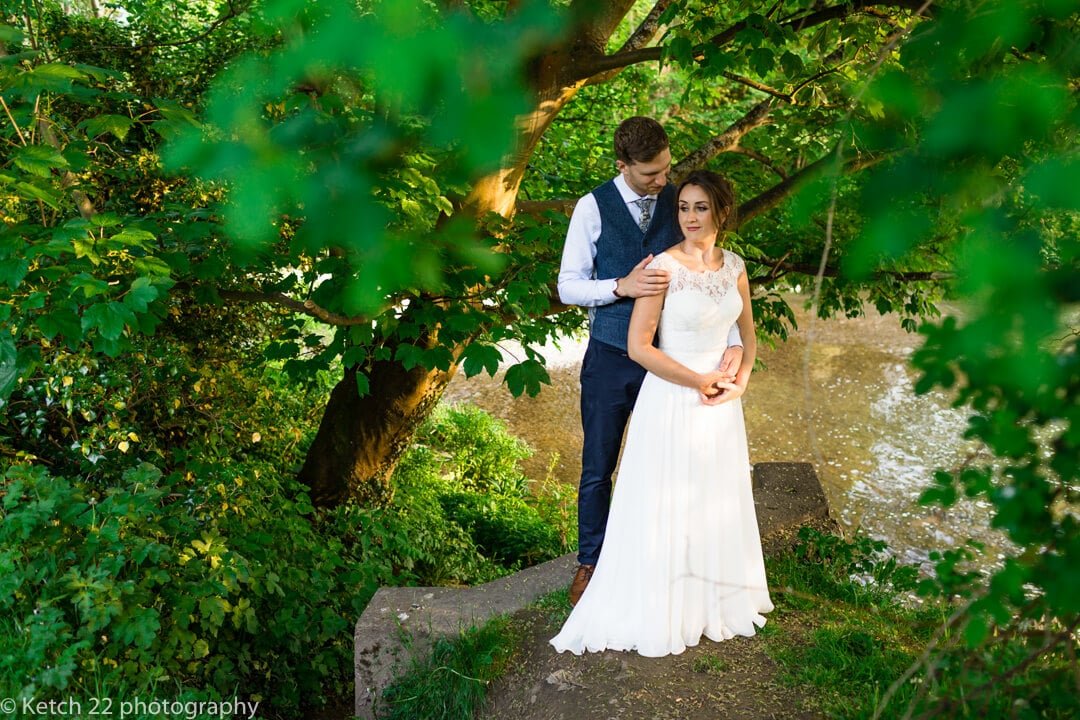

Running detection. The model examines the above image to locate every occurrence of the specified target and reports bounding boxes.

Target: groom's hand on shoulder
[619,255,670,298]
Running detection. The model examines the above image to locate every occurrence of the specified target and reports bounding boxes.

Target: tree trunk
[299,91,590,508]
[299,357,457,507]
[297,6,644,507]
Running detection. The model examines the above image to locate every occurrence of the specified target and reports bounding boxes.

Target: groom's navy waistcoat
[590,180,679,351]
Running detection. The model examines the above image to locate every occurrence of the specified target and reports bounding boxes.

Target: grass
[375,587,571,720]
[690,653,731,675]
[376,614,525,720]
[759,532,945,719]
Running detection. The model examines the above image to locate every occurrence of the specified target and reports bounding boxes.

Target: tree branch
[671,99,775,181]
[99,0,247,50]
[790,59,859,100]
[577,0,930,81]
[35,116,94,220]
[515,198,576,216]
[729,147,788,179]
[783,0,928,35]
[720,71,794,102]
[617,0,677,55]
[584,0,678,85]
[737,149,891,227]
[216,289,388,327]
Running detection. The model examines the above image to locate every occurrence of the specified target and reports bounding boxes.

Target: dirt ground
[479,607,821,720]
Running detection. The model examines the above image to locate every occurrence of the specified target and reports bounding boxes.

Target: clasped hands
[697,345,744,405]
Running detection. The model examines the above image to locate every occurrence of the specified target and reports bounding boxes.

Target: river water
[443,295,1008,567]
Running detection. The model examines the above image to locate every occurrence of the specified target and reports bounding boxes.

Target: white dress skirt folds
[551,250,773,658]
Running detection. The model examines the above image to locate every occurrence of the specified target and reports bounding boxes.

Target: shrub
[411,404,532,497]
[438,491,564,568]
[0,460,399,714]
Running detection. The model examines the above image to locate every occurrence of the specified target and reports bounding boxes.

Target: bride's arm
[627,293,727,397]
[732,269,756,388]
[702,269,755,406]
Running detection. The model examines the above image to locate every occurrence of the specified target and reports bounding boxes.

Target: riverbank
[379,526,938,720]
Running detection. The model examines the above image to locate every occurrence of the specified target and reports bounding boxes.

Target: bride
[550,169,773,657]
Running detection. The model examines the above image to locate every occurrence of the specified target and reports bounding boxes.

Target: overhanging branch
[764,261,953,281]
[671,99,775,181]
[216,289,387,327]
[576,0,930,81]
[737,149,892,227]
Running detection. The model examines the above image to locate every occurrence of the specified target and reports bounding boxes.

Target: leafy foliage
[2,0,1077,713]
[823,0,1079,716]
[398,404,576,572]
[0,321,571,713]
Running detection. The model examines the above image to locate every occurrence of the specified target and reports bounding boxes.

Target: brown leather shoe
[569,564,595,607]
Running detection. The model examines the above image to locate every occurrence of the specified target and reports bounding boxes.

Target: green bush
[0,328,573,715]
[383,451,506,586]
[438,491,564,568]
[411,404,532,497]
[0,459,407,713]
[394,405,576,571]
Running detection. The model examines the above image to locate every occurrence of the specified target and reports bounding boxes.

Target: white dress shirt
[557,174,743,346]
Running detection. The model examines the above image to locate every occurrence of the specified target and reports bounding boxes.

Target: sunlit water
[443,295,1010,568]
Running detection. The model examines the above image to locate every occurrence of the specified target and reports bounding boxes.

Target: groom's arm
[557,194,618,307]
[719,323,744,381]
[727,323,742,348]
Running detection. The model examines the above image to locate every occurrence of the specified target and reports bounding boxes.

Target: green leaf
[394,343,424,371]
[963,615,989,648]
[0,24,26,45]
[422,346,455,371]
[13,145,69,178]
[1025,156,1080,210]
[81,114,135,141]
[504,358,550,398]
[13,181,63,209]
[748,48,775,77]
[36,310,82,342]
[133,256,174,277]
[20,62,87,92]
[0,334,18,399]
[779,51,804,77]
[342,345,366,368]
[72,235,102,265]
[461,343,501,378]
[81,302,133,340]
[0,257,29,289]
[70,273,111,299]
[123,277,159,313]
[107,228,156,249]
[665,36,695,67]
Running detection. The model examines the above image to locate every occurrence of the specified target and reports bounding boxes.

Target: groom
[557,116,743,605]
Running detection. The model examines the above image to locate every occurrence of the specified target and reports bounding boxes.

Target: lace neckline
[657,249,742,304]
[661,250,727,274]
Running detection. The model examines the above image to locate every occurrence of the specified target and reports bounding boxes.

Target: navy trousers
[577,337,648,565]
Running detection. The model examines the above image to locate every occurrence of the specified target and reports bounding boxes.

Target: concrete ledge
[354,461,834,719]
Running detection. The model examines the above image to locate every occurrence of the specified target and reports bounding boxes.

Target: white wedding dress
[551,249,773,657]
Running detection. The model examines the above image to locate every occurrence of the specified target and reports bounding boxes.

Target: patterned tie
[634,197,654,232]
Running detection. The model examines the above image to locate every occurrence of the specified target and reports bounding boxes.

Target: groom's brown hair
[614,117,669,165]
